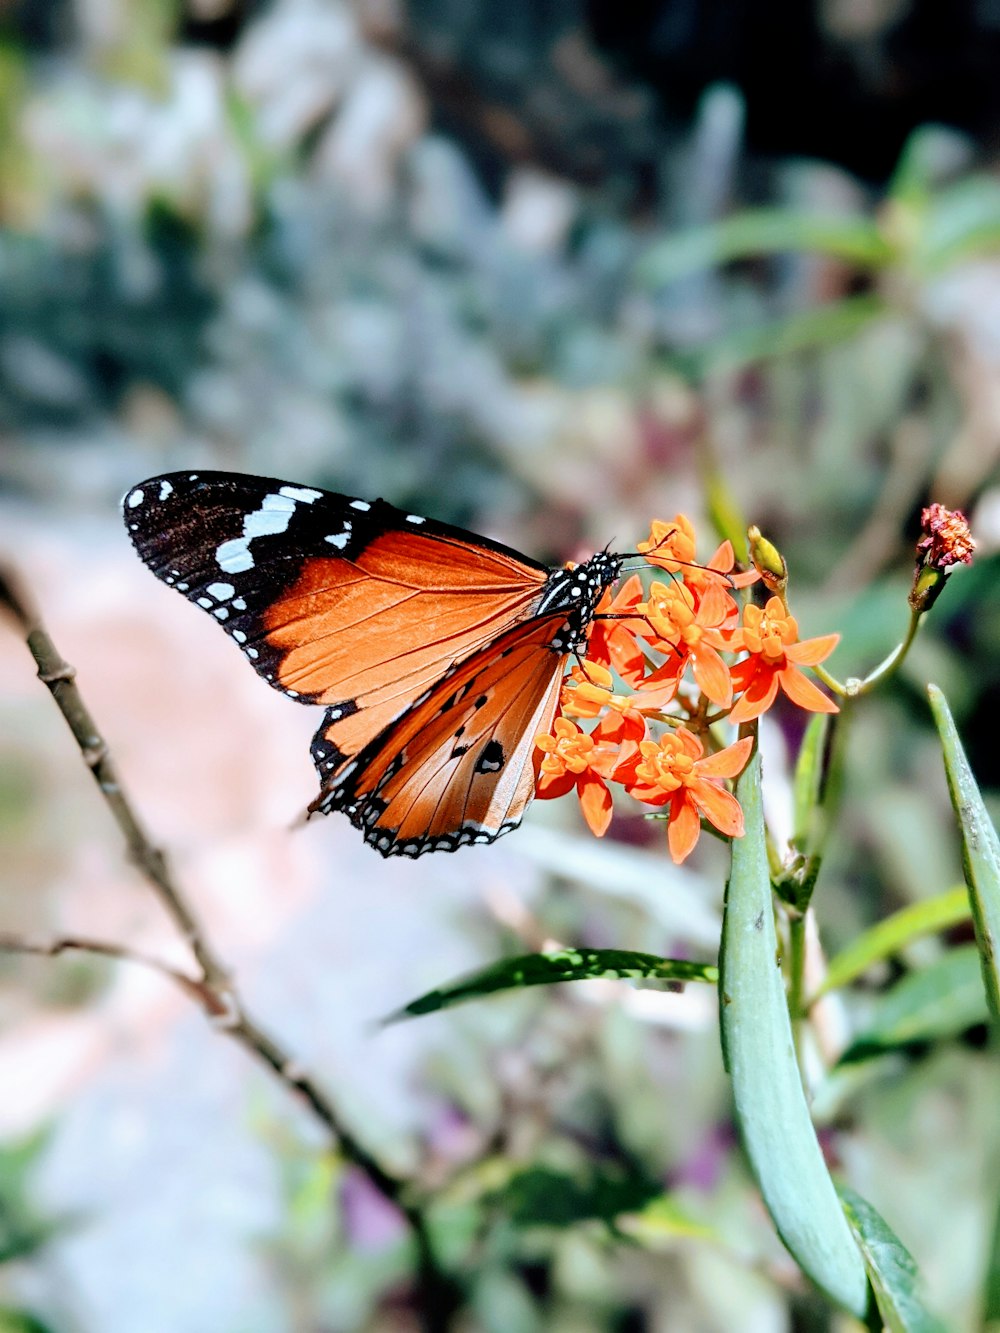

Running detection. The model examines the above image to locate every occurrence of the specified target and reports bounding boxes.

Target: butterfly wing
[123,471,551,780]
[315,615,570,856]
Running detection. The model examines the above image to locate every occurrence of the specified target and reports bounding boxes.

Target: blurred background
[2,1,1000,1329]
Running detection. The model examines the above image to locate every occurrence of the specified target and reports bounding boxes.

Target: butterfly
[123,472,622,857]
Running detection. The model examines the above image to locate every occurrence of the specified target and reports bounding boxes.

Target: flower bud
[747,526,788,597]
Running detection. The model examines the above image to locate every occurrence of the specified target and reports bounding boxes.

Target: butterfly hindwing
[124,471,552,781]
[313,615,570,856]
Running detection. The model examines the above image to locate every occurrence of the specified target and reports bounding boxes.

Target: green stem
[788,910,808,1024]
[813,608,922,699]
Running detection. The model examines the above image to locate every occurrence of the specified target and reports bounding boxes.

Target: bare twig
[0,931,208,999]
[0,563,461,1330]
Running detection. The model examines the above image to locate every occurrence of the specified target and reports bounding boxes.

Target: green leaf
[792,714,831,852]
[0,1311,58,1333]
[0,1130,62,1266]
[839,1185,947,1332]
[928,683,1000,1020]
[384,950,717,1022]
[719,748,868,1317]
[983,1175,1000,1321]
[617,1192,716,1245]
[838,945,988,1064]
[684,294,888,376]
[912,177,1000,274]
[811,886,970,1002]
[636,210,892,286]
[484,1164,662,1230]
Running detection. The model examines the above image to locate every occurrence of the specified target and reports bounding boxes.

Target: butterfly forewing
[124,471,551,781]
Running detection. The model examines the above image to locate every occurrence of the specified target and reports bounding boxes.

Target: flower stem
[787,910,808,1023]
[812,607,922,699]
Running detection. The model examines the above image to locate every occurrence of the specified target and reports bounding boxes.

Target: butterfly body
[124,471,620,856]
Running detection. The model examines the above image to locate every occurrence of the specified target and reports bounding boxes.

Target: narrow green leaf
[618,1193,717,1245]
[793,714,830,850]
[484,1164,662,1230]
[839,1185,947,1333]
[685,294,888,375]
[838,945,988,1064]
[912,177,1000,274]
[983,1175,1000,1320]
[384,950,717,1022]
[636,210,892,286]
[928,683,1000,1019]
[719,749,868,1317]
[811,886,970,1002]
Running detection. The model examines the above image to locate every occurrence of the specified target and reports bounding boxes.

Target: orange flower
[640,519,757,600]
[615,728,753,863]
[587,574,648,685]
[535,717,621,836]
[727,597,839,724]
[635,579,734,708]
[561,660,677,721]
[638,515,698,572]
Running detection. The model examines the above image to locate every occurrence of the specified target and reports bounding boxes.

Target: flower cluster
[534,517,840,863]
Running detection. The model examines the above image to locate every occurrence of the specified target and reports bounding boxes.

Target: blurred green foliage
[2,2,1000,1330]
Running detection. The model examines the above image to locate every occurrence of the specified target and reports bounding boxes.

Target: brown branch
[0,563,461,1330]
[0,930,208,997]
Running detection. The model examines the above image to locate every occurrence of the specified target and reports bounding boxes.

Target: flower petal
[777,665,839,714]
[689,780,745,837]
[674,726,705,759]
[694,735,753,779]
[691,643,734,708]
[695,579,733,627]
[577,772,614,836]
[536,769,576,799]
[667,795,701,863]
[785,633,840,667]
[728,665,779,723]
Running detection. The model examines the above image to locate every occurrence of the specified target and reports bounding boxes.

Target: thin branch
[0,567,227,988]
[0,930,206,996]
[0,563,460,1329]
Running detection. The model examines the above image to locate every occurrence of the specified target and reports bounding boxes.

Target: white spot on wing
[206,582,235,601]
[350,500,370,511]
[232,597,246,610]
[247,648,259,659]
[217,538,254,574]
[325,531,350,549]
[216,485,317,574]
[232,630,247,643]
[159,480,173,501]
[127,489,144,508]
[214,607,229,620]
[197,597,213,608]
[406,514,425,524]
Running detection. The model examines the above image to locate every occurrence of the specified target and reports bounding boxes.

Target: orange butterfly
[124,472,622,857]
